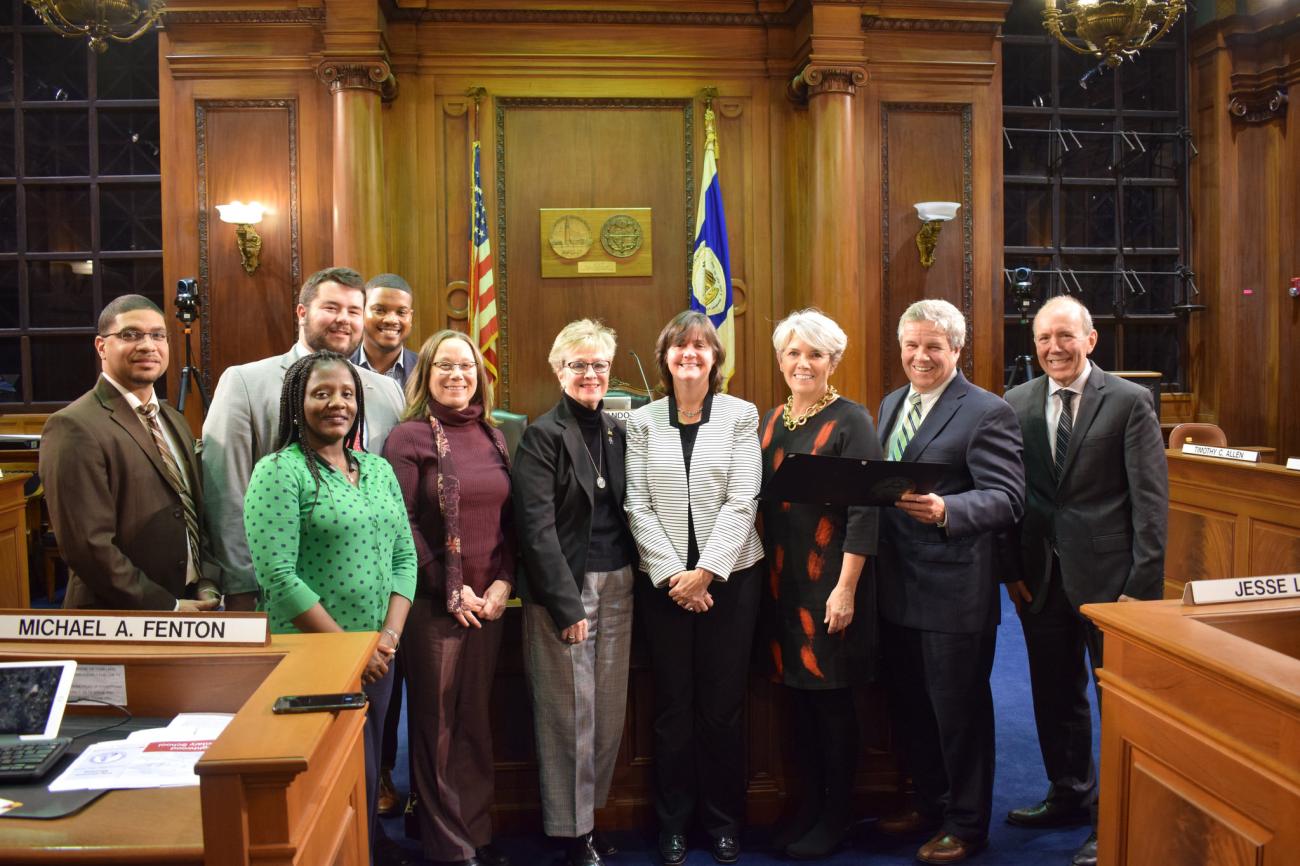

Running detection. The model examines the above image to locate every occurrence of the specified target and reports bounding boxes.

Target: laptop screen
[0,660,78,739]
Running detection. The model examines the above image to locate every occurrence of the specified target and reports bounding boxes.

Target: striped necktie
[888,393,923,461]
[138,404,200,583]
[1054,389,1076,480]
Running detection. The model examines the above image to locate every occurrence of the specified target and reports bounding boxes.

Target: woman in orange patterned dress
[757,309,883,860]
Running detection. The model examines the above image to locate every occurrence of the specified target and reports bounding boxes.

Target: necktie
[138,404,200,583]
[888,393,924,461]
[1054,390,1075,480]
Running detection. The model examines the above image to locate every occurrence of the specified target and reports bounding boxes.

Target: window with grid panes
[1002,0,1192,393]
[0,3,160,409]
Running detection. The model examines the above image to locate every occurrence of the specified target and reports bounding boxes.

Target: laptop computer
[0,660,77,781]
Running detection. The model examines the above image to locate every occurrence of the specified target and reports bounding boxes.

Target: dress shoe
[590,830,618,857]
[711,834,740,864]
[658,832,687,866]
[1071,831,1098,866]
[785,815,850,860]
[562,834,604,866]
[875,809,941,838]
[916,831,987,864]
[473,844,511,866]
[1006,800,1092,829]
[377,768,400,816]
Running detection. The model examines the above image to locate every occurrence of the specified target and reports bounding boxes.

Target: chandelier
[1043,0,1185,69]
[24,0,166,53]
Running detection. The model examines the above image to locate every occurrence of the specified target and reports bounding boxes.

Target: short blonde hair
[771,308,847,363]
[547,319,618,373]
[402,330,496,424]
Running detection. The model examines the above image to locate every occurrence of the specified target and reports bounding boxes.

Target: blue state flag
[690,117,734,388]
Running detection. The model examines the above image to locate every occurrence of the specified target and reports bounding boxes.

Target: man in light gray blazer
[1003,295,1168,866]
[201,267,406,610]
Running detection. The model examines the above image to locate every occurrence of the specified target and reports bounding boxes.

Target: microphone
[629,350,653,397]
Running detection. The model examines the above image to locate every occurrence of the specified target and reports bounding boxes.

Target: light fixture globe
[24,0,166,53]
[1043,0,1185,69]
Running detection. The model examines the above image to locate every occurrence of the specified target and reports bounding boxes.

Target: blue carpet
[380,591,1100,865]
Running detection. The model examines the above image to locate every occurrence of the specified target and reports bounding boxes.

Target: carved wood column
[317,60,392,276]
[800,65,867,401]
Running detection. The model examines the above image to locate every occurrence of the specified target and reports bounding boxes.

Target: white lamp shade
[215,200,266,225]
[914,201,961,222]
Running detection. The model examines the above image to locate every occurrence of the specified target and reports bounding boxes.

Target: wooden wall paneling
[1165,503,1236,589]
[1246,520,1300,579]
[435,91,473,338]
[495,98,693,420]
[777,83,811,403]
[878,101,974,395]
[195,101,300,387]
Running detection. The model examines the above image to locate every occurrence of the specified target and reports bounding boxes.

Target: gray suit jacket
[876,373,1025,634]
[42,377,218,610]
[201,345,406,595]
[1004,365,1168,609]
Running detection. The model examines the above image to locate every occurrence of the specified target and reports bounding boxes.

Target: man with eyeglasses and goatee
[42,294,223,610]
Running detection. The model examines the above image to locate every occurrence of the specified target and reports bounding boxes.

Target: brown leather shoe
[916,831,987,864]
[377,769,399,816]
[876,809,942,837]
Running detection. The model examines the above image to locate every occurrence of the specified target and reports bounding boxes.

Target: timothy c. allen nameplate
[541,208,652,278]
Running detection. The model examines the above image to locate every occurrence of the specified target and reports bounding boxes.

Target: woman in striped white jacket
[624,310,764,866]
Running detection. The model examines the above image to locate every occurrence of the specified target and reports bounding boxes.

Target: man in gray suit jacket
[42,294,221,611]
[201,267,406,610]
[1003,295,1168,866]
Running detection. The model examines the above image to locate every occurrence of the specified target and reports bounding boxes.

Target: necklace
[782,386,839,430]
[678,405,702,418]
[581,428,606,489]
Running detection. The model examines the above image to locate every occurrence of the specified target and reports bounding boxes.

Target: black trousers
[882,619,996,842]
[637,561,762,838]
[380,648,406,769]
[1018,558,1103,818]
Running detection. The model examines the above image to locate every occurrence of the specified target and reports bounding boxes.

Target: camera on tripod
[1011,267,1035,323]
[176,278,200,325]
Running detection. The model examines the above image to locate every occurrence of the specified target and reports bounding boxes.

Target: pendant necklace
[583,429,606,489]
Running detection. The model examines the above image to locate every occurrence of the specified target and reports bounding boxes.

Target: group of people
[41,264,1167,866]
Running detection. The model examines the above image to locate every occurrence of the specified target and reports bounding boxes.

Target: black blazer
[512,397,632,630]
[1003,366,1168,609]
[875,373,1025,634]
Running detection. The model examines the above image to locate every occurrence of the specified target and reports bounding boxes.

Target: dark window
[0,7,159,408]
[1002,2,1193,393]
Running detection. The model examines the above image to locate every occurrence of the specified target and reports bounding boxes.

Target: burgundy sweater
[383,402,515,600]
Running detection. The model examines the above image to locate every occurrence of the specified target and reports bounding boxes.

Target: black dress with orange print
[757,397,883,689]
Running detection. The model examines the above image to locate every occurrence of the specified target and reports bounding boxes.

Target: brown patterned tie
[138,404,200,584]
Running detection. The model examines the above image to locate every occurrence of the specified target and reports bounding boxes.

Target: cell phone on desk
[272,692,367,714]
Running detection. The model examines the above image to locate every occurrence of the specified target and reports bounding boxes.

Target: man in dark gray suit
[1003,295,1168,866]
[875,300,1025,865]
[351,272,419,389]
[201,267,405,611]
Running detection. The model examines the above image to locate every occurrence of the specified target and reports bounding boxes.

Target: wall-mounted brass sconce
[914,201,960,269]
[215,201,265,275]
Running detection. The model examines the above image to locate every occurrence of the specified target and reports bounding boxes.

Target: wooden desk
[1164,451,1300,598]
[0,630,375,865]
[1082,597,1300,866]
[0,473,30,606]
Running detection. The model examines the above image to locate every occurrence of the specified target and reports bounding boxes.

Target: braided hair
[272,350,366,511]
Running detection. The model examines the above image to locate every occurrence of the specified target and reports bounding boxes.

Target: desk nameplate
[0,609,270,646]
[1287,457,1299,471]
[1181,574,1300,605]
[1181,443,1260,462]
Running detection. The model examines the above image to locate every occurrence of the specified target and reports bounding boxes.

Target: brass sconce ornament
[215,201,266,276]
[24,0,166,53]
[1043,0,1185,70]
[914,202,960,269]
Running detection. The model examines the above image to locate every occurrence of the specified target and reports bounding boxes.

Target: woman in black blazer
[625,310,764,866]
[513,319,638,866]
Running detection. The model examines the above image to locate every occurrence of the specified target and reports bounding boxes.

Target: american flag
[470,140,499,384]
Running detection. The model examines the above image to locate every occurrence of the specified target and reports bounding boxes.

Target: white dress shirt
[1045,360,1092,461]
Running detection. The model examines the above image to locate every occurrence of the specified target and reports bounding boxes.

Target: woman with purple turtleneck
[384,330,516,866]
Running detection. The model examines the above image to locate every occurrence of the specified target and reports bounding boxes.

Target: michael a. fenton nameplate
[0,610,270,645]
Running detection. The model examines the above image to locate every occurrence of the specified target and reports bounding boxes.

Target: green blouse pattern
[244,443,417,633]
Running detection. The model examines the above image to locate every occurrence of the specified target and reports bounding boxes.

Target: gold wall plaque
[540,207,652,278]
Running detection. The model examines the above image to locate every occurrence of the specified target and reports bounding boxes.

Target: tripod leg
[178,371,191,414]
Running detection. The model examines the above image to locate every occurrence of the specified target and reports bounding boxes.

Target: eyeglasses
[432,361,477,374]
[564,360,611,374]
[101,329,169,344]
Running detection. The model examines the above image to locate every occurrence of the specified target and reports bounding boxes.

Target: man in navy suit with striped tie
[874,299,1025,864]
[1003,295,1167,866]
